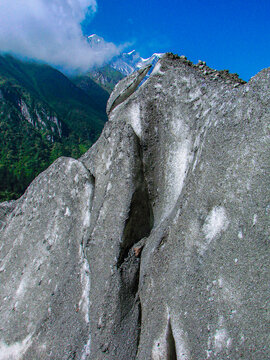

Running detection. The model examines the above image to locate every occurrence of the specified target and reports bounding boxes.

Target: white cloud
[0,0,120,72]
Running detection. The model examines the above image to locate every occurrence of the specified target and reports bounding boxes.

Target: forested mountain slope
[72,65,124,95]
[0,55,109,200]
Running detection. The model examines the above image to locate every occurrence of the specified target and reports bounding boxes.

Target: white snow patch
[127,50,135,55]
[39,343,47,352]
[16,277,27,297]
[238,230,243,239]
[140,53,163,62]
[152,327,169,359]
[98,315,103,328]
[210,277,241,307]
[64,207,71,216]
[163,139,191,219]
[188,88,202,101]
[129,103,142,138]
[79,246,91,323]
[172,323,190,359]
[71,189,77,198]
[217,278,223,288]
[80,336,91,360]
[102,147,114,171]
[217,277,241,305]
[106,182,112,192]
[105,157,112,171]
[0,334,32,360]
[253,214,257,226]
[82,183,93,228]
[66,159,75,173]
[203,206,229,242]
[157,114,194,221]
[214,328,230,353]
[151,62,164,76]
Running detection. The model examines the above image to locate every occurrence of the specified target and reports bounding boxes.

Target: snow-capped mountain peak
[127,50,136,55]
[87,34,105,47]
[87,34,164,77]
[110,50,164,76]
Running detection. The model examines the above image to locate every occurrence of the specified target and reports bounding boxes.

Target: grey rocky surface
[0,53,269,359]
[0,201,18,231]
[0,157,94,359]
[106,63,152,114]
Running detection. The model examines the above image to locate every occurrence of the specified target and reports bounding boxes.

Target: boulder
[0,158,94,359]
[0,54,269,359]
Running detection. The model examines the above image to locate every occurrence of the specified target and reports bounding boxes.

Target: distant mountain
[0,54,109,201]
[72,64,124,94]
[87,34,163,76]
[110,50,164,76]
[87,34,105,47]
[84,34,164,91]
[0,35,163,201]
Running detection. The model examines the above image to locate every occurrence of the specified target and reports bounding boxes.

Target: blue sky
[0,0,269,80]
[83,0,270,81]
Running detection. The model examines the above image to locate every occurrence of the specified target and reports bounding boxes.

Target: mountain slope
[85,34,163,90]
[87,34,164,77]
[71,64,123,97]
[0,55,109,201]
[110,49,163,76]
[74,65,125,94]
[0,55,108,137]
